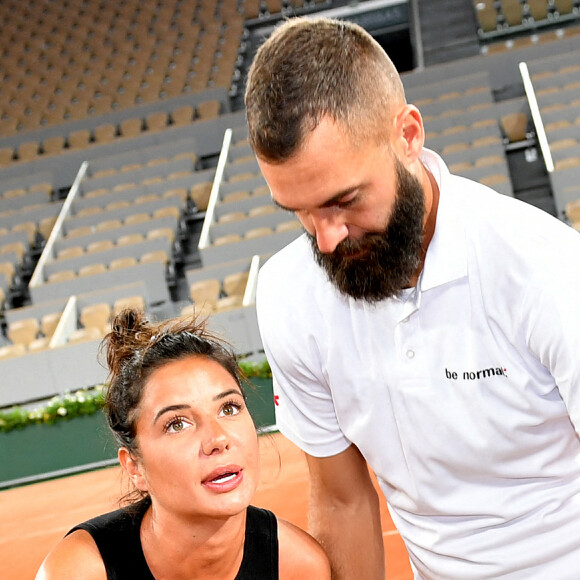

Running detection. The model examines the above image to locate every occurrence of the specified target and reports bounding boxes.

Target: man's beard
[308,159,426,303]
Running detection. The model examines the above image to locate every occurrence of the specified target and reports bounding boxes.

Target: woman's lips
[202,466,244,492]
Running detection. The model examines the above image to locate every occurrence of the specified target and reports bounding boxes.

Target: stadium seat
[218,211,246,224]
[124,213,151,226]
[153,206,181,220]
[215,294,243,312]
[57,246,85,260]
[191,182,213,211]
[69,326,103,344]
[43,135,66,155]
[248,205,276,218]
[87,239,115,253]
[116,233,145,246]
[245,226,273,239]
[147,227,175,243]
[68,129,91,149]
[140,249,170,265]
[95,219,123,232]
[213,233,243,246]
[276,219,303,233]
[78,263,107,277]
[554,0,574,15]
[67,225,94,238]
[0,261,15,285]
[527,0,549,20]
[0,343,27,359]
[480,173,510,186]
[555,157,580,171]
[120,117,143,138]
[146,111,168,132]
[47,269,76,283]
[229,172,256,183]
[253,185,271,197]
[475,154,505,167]
[94,123,117,144]
[41,312,62,338]
[8,317,40,347]
[12,221,37,244]
[501,113,528,142]
[197,100,221,119]
[189,278,221,310]
[500,0,524,26]
[84,188,110,199]
[163,188,188,203]
[80,302,111,333]
[28,337,51,352]
[0,147,14,166]
[17,141,40,162]
[223,271,249,297]
[1,241,27,261]
[171,105,195,126]
[134,193,159,205]
[76,206,104,218]
[109,256,138,270]
[550,138,577,151]
[223,190,251,203]
[92,168,117,179]
[113,294,146,315]
[566,199,580,222]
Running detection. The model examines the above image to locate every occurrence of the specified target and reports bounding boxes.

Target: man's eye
[338,194,357,208]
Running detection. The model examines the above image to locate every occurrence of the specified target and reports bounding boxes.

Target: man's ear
[392,104,425,166]
[119,447,148,492]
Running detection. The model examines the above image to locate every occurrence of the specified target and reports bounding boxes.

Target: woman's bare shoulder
[277,518,331,579]
[35,529,107,580]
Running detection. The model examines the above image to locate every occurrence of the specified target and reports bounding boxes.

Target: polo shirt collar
[419,148,468,292]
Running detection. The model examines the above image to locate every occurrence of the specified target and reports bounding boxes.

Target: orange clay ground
[0,432,413,579]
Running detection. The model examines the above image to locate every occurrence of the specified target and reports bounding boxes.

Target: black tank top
[68,499,279,579]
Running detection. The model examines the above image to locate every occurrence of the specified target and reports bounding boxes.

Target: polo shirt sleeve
[521,231,580,436]
[256,259,351,458]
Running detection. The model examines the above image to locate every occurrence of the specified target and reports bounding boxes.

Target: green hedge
[0,360,272,434]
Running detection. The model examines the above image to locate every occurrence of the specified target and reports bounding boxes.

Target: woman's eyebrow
[154,404,190,424]
[214,388,243,401]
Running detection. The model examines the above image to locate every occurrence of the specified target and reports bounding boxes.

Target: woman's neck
[140,503,247,580]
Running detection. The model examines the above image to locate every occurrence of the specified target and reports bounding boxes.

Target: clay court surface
[0,432,413,579]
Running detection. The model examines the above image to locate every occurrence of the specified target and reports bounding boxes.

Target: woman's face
[126,355,260,521]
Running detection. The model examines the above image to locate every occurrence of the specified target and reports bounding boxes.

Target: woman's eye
[221,403,241,417]
[165,418,192,433]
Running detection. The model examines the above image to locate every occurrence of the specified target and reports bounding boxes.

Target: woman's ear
[392,104,425,166]
[119,447,148,492]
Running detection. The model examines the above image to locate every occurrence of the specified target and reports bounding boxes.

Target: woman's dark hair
[101,308,244,456]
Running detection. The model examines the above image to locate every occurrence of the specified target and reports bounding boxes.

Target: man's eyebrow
[271,186,358,213]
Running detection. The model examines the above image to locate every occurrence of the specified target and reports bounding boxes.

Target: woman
[36,309,330,579]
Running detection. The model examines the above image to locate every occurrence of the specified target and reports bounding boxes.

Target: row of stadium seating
[526,48,580,221]
[2,2,580,416]
[473,0,580,36]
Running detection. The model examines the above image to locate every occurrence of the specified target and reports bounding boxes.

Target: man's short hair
[245,17,405,162]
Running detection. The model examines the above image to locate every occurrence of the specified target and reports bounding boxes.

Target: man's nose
[310,210,349,254]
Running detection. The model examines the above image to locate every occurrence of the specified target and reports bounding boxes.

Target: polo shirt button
[406,349,415,359]
[402,317,409,323]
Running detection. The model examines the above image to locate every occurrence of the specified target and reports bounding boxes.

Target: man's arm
[306,444,385,580]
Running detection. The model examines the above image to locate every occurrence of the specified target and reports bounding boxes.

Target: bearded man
[245,17,580,580]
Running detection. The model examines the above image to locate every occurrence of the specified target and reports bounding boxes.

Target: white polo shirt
[256,149,580,579]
